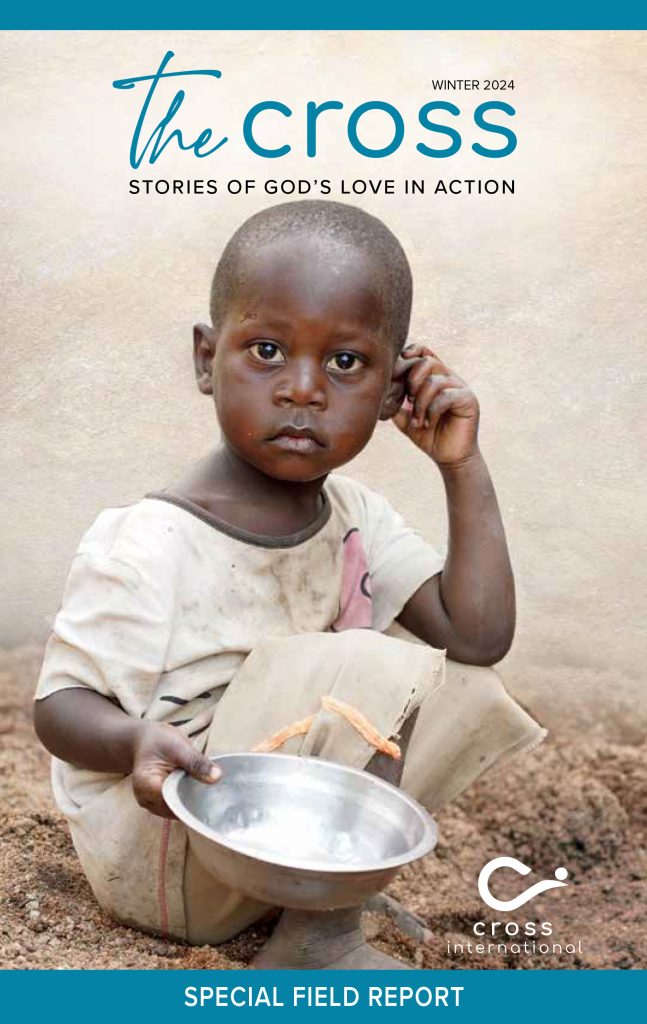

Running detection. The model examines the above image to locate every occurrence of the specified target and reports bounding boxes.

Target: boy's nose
[273,362,327,409]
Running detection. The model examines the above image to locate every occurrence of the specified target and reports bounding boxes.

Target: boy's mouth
[268,424,326,453]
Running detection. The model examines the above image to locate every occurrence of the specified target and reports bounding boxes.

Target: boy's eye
[327,352,363,374]
[250,341,285,363]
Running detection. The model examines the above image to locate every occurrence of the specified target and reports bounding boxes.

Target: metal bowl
[163,752,437,910]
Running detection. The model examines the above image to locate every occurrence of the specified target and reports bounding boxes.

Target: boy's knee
[443,658,510,718]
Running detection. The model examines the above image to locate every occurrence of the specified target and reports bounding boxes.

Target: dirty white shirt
[35,473,444,810]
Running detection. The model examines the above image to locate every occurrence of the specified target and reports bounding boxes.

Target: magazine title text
[113,51,518,170]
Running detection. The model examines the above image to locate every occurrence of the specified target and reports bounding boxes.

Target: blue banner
[2,1,646,29]
[1,970,645,1021]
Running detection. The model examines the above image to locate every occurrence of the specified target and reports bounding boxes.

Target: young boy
[34,201,544,969]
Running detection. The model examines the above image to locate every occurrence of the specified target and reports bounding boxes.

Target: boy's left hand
[391,344,480,467]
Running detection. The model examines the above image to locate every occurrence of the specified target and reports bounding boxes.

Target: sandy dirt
[1,644,645,970]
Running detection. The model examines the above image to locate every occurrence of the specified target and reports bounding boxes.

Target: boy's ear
[378,375,407,421]
[193,323,217,395]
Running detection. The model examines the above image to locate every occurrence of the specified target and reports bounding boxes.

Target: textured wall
[2,31,645,734]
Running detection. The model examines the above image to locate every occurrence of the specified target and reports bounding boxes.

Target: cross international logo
[445,855,584,961]
[478,856,569,911]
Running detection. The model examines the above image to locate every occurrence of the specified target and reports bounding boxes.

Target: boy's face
[197,237,399,483]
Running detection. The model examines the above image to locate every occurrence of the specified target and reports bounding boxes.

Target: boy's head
[194,200,413,483]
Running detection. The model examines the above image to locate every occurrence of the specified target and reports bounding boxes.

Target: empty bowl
[162,752,437,909]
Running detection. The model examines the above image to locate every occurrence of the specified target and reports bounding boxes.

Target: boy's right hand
[131,722,221,818]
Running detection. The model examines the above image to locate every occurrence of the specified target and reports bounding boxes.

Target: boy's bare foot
[251,907,413,970]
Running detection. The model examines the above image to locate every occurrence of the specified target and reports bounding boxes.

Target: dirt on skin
[1,644,645,970]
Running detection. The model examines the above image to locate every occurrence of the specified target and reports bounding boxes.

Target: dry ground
[1,645,645,970]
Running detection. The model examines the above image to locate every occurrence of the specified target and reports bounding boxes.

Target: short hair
[210,200,412,352]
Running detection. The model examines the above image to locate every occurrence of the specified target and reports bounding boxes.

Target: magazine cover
[1,4,645,1005]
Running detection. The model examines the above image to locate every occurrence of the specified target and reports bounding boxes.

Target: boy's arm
[392,345,515,666]
[34,688,221,818]
[397,451,515,664]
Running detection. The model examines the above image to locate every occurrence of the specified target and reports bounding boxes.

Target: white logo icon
[478,857,569,911]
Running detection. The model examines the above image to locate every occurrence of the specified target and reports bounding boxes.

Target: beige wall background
[2,31,645,737]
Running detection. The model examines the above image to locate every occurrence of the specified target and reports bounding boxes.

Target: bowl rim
[162,752,438,875]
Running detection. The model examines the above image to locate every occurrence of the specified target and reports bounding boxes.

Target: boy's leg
[251,710,420,970]
[182,633,543,959]
[251,657,547,969]
[183,853,273,945]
